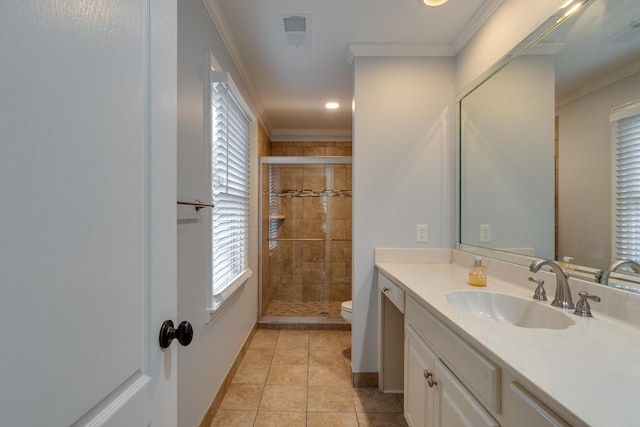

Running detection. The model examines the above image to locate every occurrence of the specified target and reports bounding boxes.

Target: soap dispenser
[469,256,487,287]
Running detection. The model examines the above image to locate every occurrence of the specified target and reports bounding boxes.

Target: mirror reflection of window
[611,101,640,260]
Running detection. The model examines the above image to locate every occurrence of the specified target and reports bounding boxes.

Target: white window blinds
[211,72,251,307]
[612,101,640,260]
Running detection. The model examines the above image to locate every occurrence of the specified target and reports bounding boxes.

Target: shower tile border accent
[278,189,353,197]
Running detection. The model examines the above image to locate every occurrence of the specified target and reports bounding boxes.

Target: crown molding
[452,0,505,54]
[347,43,455,63]
[346,0,505,63]
[556,59,640,108]
[202,0,273,134]
[270,128,352,142]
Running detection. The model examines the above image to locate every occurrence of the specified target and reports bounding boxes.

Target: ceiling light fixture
[420,0,449,6]
[325,102,340,109]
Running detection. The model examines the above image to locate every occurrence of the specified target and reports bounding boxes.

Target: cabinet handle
[423,369,438,387]
[382,287,389,292]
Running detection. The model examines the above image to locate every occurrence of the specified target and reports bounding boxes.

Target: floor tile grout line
[255,329,276,426]
[214,329,406,426]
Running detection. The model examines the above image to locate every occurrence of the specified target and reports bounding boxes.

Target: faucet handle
[528,277,547,301]
[574,291,601,317]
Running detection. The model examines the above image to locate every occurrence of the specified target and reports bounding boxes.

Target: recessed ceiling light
[419,0,449,6]
[325,102,340,109]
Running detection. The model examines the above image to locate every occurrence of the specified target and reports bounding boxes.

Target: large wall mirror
[459,0,640,286]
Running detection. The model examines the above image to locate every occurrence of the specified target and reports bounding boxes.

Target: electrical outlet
[480,224,491,243]
[417,224,428,243]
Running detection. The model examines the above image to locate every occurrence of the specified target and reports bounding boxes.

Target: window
[612,100,640,260]
[267,164,280,250]
[209,67,253,313]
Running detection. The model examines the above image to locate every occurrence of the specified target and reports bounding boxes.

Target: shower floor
[263,299,342,318]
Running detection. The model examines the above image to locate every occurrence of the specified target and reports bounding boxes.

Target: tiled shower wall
[261,141,352,318]
[270,141,352,157]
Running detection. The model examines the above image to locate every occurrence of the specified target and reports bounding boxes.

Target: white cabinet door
[434,359,499,427]
[507,382,571,427]
[0,1,178,425]
[405,326,437,427]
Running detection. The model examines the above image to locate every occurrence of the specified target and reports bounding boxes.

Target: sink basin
[446,291,575,330]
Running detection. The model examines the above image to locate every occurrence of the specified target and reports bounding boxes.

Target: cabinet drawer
[379,272,405,313]
[406,296,501,413]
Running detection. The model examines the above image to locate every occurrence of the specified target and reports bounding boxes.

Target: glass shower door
[260,156,352,321]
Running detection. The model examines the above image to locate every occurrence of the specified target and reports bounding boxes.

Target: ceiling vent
[280,14,311,47]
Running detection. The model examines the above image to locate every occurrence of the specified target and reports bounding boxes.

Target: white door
[0,1,178,426]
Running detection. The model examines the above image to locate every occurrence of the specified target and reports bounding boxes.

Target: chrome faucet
[601,259,640,286]
[529,259,574,309]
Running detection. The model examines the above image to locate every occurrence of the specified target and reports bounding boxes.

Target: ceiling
[206,0,503,139]
[550,0,640,102]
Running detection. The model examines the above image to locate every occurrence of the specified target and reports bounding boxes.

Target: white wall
[352,56,455,373]
[177,1,259,426]
[556,71,640,269]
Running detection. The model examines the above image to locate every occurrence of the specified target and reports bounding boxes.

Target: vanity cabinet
[405,297,499,427]
[406,325,497,427]
[404,325,436,427]
[404,293,572,427]
[378,272,405,392]
[434,358,499,427]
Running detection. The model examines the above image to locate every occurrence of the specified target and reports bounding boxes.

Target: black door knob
[159,320,193,348]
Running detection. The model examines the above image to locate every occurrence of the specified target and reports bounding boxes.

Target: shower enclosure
[259,156,352,322]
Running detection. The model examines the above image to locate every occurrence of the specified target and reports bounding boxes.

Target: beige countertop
[375,249,640,427]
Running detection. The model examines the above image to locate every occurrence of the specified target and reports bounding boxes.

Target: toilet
[340,300,352,323]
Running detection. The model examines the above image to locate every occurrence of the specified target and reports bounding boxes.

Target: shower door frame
[258,156,352,324]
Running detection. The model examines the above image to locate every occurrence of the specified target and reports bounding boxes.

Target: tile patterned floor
[211,329,408,427]
[262,300,342,318]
